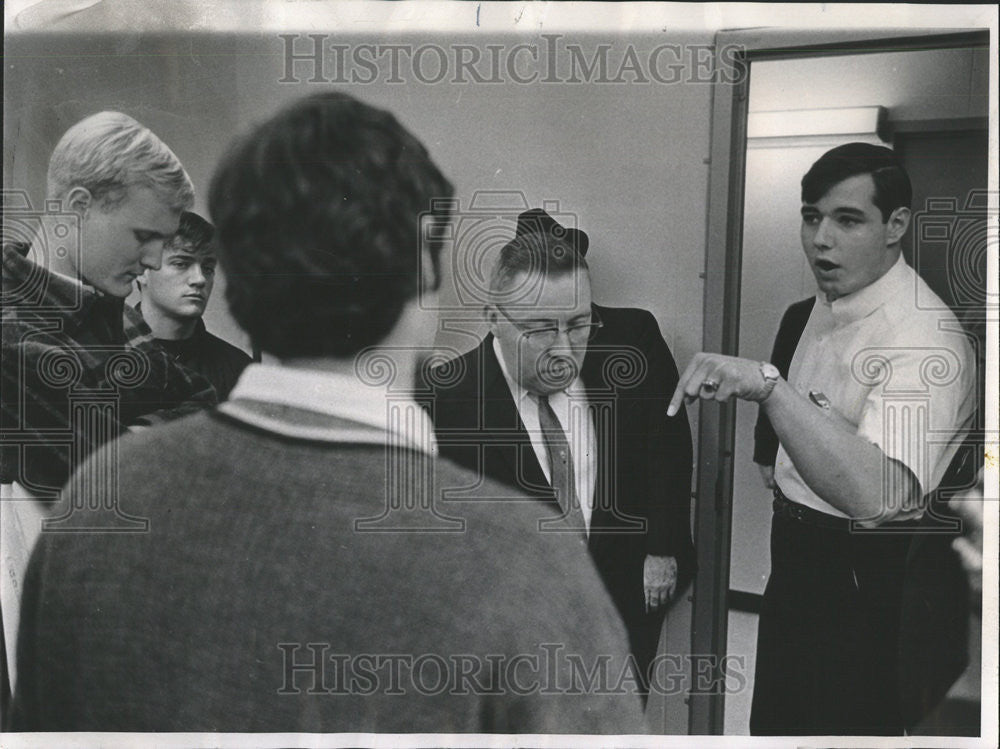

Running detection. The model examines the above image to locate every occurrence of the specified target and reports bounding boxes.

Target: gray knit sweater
[10,408,647,734]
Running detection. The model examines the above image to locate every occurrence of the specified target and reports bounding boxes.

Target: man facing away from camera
[429,209,695,703]
[1,111,216,704]
[9,92,647,734]
[668,143,976,735]
[136,211,251,400]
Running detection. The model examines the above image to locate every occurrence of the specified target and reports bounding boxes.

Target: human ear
[886,206,911,246]
[64,187,93,216]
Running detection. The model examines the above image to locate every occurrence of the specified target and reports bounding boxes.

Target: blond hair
[46,111,194,211]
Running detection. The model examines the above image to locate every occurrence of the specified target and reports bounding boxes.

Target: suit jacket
[428,304,695,623]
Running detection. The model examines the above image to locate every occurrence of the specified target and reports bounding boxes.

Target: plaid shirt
[2,243,218,494]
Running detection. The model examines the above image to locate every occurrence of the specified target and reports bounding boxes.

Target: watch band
[758,361,780,401]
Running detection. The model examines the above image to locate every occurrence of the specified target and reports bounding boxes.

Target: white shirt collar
[222,362,437,456]
[823,254,910,326]
[493,336,533,407]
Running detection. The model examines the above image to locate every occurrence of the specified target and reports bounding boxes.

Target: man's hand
[667,353,771,416]
[758,464,777,489]
[644,555,678,612]
[948,469,984,602]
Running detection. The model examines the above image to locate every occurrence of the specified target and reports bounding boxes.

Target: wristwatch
[758,361,780,401]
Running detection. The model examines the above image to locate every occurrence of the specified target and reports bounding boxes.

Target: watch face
[761,362,780,380]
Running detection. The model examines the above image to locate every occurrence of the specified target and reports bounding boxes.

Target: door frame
[689,26,991,735]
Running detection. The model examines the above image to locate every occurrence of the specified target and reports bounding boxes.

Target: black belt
[772,487,852,531]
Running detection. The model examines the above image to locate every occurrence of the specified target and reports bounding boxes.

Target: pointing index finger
[668,354,702,417]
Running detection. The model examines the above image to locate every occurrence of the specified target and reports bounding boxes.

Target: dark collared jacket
[427,304,695,623]
[1,243,217,494]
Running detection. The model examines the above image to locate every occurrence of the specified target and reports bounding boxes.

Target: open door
[691,28,991,736]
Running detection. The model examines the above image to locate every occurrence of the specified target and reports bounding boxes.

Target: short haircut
[47,111,195,212]
[164,211,217,255]
[801,142,912,222]
[489,230,588,298]
[208,92,454,359]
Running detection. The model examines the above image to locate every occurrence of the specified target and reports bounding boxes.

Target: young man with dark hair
[669,142,976,735]
[10,93,646,734]
[801,141,914,222]
[136,211,251,400]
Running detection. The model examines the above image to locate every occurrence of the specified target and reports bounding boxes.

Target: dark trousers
[749,501,912,736]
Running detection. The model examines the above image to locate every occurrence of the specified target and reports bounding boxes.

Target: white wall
[3,28,716,734]
[4,31,714,372]
[749,46,989,120]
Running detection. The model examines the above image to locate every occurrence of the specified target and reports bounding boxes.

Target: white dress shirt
[492,337,598,533]
[775,256,976,519]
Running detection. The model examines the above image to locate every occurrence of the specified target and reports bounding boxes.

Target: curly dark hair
[208,92,454,358]
[801,142,911,222]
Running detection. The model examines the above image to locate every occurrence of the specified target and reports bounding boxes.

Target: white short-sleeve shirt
[774,256,977,520]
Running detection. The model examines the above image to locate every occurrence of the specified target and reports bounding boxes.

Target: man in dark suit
[429,209,695,698]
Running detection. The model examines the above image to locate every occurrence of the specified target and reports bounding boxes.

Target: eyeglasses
[495,305,603,346]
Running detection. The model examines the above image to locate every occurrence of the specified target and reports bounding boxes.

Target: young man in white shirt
[669,142,976,735]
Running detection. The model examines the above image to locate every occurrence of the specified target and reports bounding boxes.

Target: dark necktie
[536,394,587,536]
